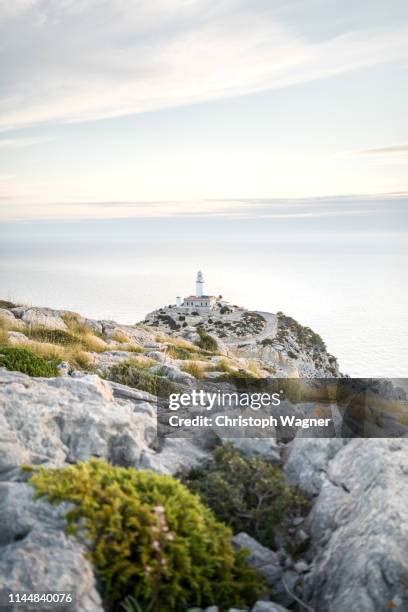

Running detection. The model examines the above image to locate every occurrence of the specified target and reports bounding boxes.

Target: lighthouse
[196,270,204,297]
[177,271,217,310]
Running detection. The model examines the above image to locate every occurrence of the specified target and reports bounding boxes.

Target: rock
[304,439,408,611]
[273,569,300,608]
[0,309,18,325]
[149,364,195,386]
[284,437,349,495]
[106,380,157,412]
[7,331,29,344]
[19,308,68,331]
[139,438,209,475]
[90,350,136,371]
[226,438,280,464]
[57,361,70,376]
[144,342,164,350]
[293,560,309,573]
[0,482,103,611]
[252,603,289,612]
[146,350,167,363]
[231,533,282,585]
[84,318,103,334]
[0,369,156,472]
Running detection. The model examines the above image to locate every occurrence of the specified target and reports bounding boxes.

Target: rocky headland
[0,300,407,611]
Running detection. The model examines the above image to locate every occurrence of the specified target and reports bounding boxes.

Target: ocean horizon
[1,198,407,378]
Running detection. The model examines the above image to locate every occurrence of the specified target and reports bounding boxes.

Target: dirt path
[224,311,278,347]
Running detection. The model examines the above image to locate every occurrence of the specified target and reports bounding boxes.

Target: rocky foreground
[0,302,407,611]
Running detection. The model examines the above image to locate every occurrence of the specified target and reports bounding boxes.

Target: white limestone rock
[0,482,103,611]
[304,439,408,611]
[18,308,68,331]
[284,437,349,496]
[0,369,156,474]
[7,331,29,345]
[139,438,209,475]
[232,533,282,586]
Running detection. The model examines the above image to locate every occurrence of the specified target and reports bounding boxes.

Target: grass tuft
[181,360,207,379]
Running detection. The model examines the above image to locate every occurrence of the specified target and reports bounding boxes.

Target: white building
[177,271,217,310]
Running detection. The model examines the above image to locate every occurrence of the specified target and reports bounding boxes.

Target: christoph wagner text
[168,415,332,429]
[168,390,282,411]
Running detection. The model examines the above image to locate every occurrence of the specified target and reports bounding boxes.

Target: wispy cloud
[0,136,54,148]
[2,193,407,222]
[0,1,407,131]
[354,144,408,157]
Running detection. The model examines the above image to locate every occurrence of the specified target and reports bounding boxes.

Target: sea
[1,201,407,378]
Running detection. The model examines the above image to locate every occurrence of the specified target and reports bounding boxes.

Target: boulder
[304,439,408,611]
[284,437,349,496]
[19,308,68,331]
[139,438,209,475]
[150,364,195,386]
[84,318,103,335]
[90,350,136,371]
[252,603,289,612]
[226,438,280,464]
[0,482,103,611]
[7,331,29,345]
[232,533,282,586]
[0,309,18,325]
[0,369,156,474]
[146,350,167,363]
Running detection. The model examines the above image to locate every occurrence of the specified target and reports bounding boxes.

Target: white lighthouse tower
[177,271,217,310]
[196,270,204,298]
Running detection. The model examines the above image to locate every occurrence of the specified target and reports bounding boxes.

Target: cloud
[3,193,406,222]
[354,144,408,156]
[0,136,54,148]
[0,0,407,131]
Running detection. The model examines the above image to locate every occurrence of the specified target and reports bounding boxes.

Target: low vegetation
[25,327,78,346]
[29,460,264,611]
[276,312,327,352]
[180,360,206,379]
[0,346,60,377]
[180,444,306,549]
[196,327,218,352]
[155,335,197,351]
[166,344,195,360]
[108,360,180,397]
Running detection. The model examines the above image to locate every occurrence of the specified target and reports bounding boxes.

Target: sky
[1,0,408,221]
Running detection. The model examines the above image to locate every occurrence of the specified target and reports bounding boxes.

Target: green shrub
[166,345,193,360]
[215,370,259,388]
[109,362,180,397]
[0,300,15,309]
[0,346,60,377]
[26,327,78,346]
[196,328,218,353]
[29,460,263,611]
[180,444,306,549]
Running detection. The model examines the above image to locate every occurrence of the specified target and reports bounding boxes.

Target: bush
[0,346,60,377]
[0,300,15,309]
[157,315,180,331]
[109,362,180,397]
[29,460,263,611]
[180,444,306,549]
[26,327,78,346]
[166,345,193,360]
[196,328,218,353]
